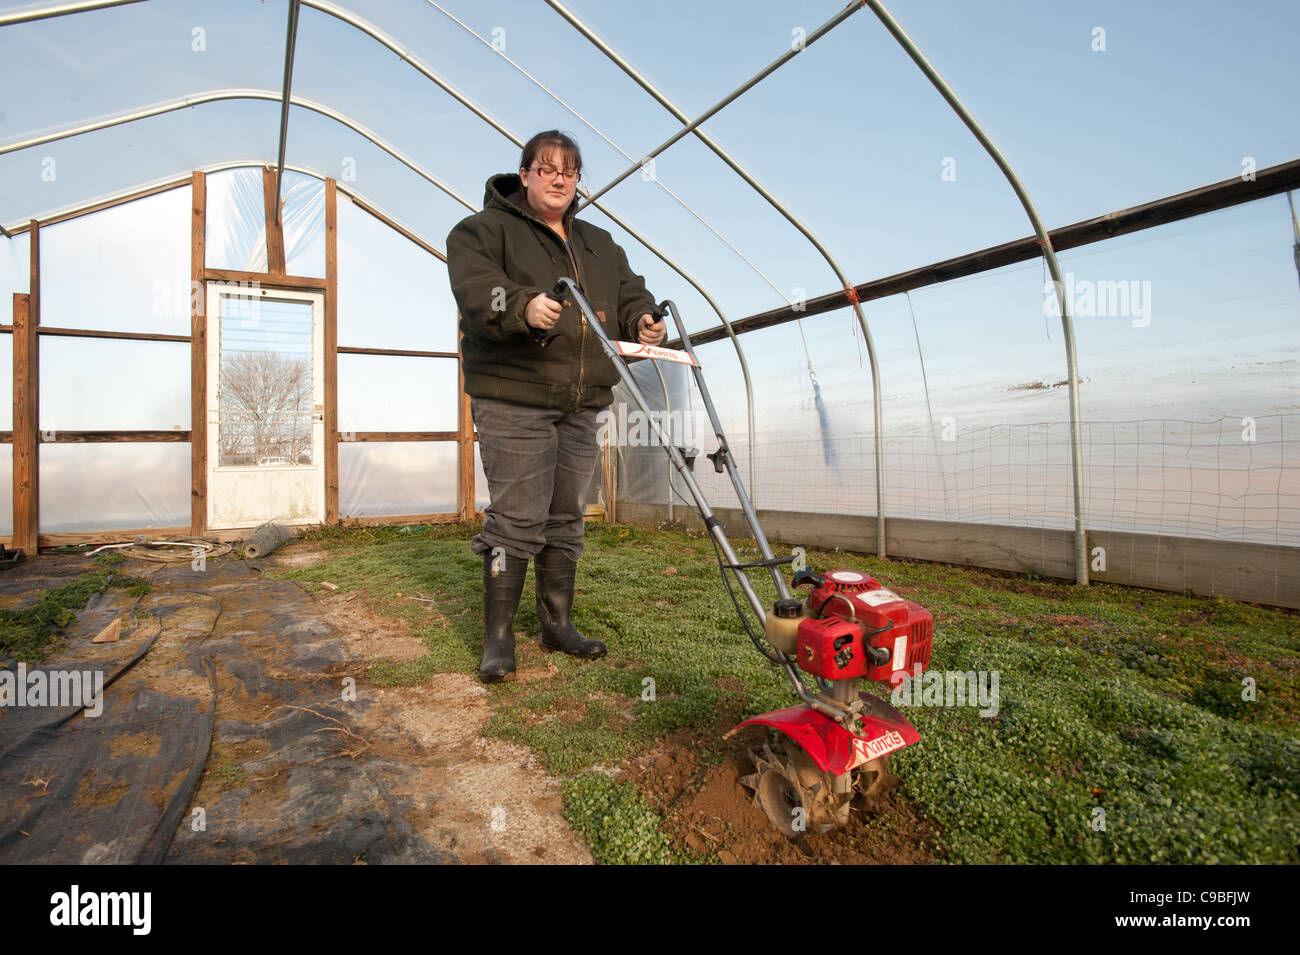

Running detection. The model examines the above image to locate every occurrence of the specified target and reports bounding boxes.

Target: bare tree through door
[217,296,315,468]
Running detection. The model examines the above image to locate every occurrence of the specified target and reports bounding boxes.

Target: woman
[446,130,667,682]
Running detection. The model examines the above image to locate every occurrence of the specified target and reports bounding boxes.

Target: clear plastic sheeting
[279,104,476,268]
[40,186,191,336]
[1063,198,1299,425]
[0,445,11,536]
[337,197,459,353]
[0,0,286,227]
[282,170,325,278]
[623,406,1299,546]
[0,232,29,298]
[39,443,190,533]
[338,441,458,518]
[1064,197,1300,545]
[0,0,1294,571]
[39,339,188,432]
[0,100,282,231]
[0,334,11,430]
[611,358,710,513]
[337,354,457,433]
[206,167,270,272]
[614,193,1300,547]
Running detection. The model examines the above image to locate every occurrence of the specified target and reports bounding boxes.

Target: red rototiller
[554,278,933,837]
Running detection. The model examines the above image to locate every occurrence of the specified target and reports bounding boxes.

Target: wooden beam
[339,431,459,443]
[3,178,189,236]
[457,332,474,521]
[37,526,192,548]
[325,177,339,525]
[40,430,190,443]
[337,345,459,359]
[44,524,299,546]
[339,511,480,528]
[191,171,207,537]
[35,326,190,344]
[6,176,439,255]
[202,268,325,290]
[263,166,286,275]
[12,287,37,554]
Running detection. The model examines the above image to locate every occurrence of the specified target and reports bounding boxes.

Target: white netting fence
[616,399,1300,548]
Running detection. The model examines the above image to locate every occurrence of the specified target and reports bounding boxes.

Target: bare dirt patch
[624,724,939,865]
[269,546,339,568]
[75,771,130,810]
[109,732,163,760]
[320,590,429,663]
[303,594,593,864]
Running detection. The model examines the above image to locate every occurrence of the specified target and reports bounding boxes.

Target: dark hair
[520,130,582,176]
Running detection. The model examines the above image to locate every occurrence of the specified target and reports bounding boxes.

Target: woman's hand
[525,293,563,331]
[637,313,666,345]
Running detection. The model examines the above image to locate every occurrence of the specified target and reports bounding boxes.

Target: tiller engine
[734,567,932,835]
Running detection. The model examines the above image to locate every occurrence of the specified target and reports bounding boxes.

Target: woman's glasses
[530,163,581,183]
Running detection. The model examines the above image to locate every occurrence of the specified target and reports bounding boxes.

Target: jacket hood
[484,173,579,224]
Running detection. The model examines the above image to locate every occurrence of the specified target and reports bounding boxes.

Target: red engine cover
[796,615,869,680]
[807,570,933,683]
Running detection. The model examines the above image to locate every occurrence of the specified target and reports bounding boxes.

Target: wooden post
[15,219,40,553]
[324,178,339,524]
[263,166,286,275]
[191,172,207,536]
[456,329,474,521]
[12,283,37,554]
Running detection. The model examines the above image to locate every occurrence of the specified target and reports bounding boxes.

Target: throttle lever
[529,280,571,348]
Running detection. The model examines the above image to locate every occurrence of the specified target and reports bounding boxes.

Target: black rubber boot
[534,546,606,659]
[479,552,528,683]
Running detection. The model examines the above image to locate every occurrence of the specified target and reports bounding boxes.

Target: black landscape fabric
[0,557,447,864]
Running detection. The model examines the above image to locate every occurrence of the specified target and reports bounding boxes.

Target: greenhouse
[0,0,1296,874]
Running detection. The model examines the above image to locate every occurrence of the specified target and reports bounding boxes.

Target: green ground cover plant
[278,521,1299,864]
[0,553,149,663]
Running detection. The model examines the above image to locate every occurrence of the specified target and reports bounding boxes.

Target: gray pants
[470,396,601,564]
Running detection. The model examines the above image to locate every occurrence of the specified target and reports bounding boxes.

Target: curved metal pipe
[0,89,478,214]
[582,201,758,493]
[0,88,757,477]
[297,0,760,493]
[0,159,441,251]
[273,0,303,217]
[2,0,778,501]
[545,0,889,557]
[577,1,864,207]
[863,0,1089,585]
[0,0,143,27]
[420,0,762,493]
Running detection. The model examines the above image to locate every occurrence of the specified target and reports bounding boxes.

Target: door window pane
[218,295,314,467]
